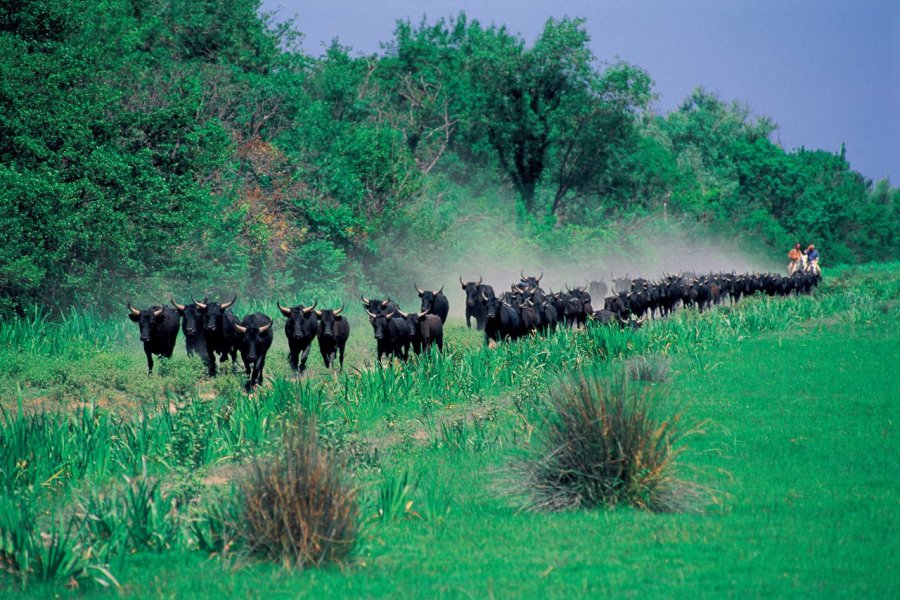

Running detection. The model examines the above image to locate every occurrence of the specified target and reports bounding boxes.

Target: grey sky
[260,0,898,186]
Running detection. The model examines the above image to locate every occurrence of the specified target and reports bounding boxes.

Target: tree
[545,62,653,219]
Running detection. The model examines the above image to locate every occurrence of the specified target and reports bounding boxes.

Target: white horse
[805,259,821,276]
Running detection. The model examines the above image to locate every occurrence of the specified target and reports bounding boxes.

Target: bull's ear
[334,315,343,321]
[128,313,140,322]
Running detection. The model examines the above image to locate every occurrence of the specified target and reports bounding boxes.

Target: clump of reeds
[230,423,359,568]
[500,370,709,513]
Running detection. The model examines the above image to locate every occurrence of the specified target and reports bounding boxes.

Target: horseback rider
[806,244,820,275]
[787,243,802,275]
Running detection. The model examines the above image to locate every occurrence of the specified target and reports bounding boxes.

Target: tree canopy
[0,1,895,315]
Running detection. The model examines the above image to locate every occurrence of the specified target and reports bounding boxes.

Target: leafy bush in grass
[230,424,359,568]
[500,370,708,513]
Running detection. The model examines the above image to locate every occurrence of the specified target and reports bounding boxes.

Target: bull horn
[332,305,344,317]
[361,295,370,304]
[397,309,409,318]
[417,310,428,318]
[478,276,482,285]
[537,272,543,282]
[415,284,424,295]
[460,276,466,289]
[259,323,271,333]
[170,297,185,311]
[382,297,391,307]
[636,316,647,324]
[520,270,525,280]
[302,300,317,314]
[366,310,378,319]
[191,296,207,309]
[502,300,513,308]
[234,323,247,333]
[277,301,291,317]
[315,310,322,317]
[152,307,164,316]
[127,302,141,315]
[386,310,396,320]
[481,291,488,302]
[221,295,236,310]
[437,285,443,295]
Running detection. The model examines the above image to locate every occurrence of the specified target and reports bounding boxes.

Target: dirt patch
[201,463,248,488]
[799,317,841,330]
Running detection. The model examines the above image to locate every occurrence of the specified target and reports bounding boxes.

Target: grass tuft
[500,369,709,513]
[231,423,359,569]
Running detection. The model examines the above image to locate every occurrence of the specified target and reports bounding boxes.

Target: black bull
[416,284,450,324]
[127,303,180,375]
[368,310,411,362]
[236,312,273,390]
[278,301,318,375]
[170,297,208,360]
[194,295,239,376]
[460,276,486,330]
[317,307,350,370]
[483,295,521,344]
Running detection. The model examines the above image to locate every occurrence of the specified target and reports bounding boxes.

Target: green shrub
[155,357,205,397]
[500,370,709,513]
[120,473,181,553]
[164,398,217,469]
[374,468,418,521]
[416,470,453,523]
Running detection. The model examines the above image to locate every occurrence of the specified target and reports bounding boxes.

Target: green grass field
[1,264,898,598]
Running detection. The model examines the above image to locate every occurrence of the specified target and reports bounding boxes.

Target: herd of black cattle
[127,269,821,389]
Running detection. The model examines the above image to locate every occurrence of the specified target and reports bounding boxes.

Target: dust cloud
[401,209,780,321]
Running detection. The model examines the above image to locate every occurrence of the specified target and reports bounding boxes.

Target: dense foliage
[1,1,897,316]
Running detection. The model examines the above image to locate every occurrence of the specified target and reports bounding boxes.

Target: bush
[500,370,708,513]
[231,423,359,568]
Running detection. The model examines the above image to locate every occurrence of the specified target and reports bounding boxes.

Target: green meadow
[1,263,898,598]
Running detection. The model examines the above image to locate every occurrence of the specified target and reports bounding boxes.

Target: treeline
[1,1,897,317]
